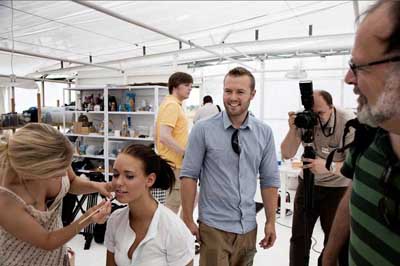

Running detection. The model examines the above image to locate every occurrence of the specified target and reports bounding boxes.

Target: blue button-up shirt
[180,111,280,234]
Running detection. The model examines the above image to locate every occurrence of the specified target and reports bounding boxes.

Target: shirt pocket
[207,147,227,163]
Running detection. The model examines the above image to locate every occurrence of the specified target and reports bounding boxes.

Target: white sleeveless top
[0,176,70,266]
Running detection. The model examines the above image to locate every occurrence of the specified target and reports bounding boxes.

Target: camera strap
[325,118,377,171]
[318,107,336,137]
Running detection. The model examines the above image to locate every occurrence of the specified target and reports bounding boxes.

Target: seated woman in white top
[105,144,194,266]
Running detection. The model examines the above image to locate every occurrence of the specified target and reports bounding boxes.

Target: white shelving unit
[62,85,168,178]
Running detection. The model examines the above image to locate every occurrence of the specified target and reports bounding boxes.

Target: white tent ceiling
[0,1,374,78]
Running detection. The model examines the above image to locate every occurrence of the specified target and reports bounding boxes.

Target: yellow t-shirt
[156,95,189,169]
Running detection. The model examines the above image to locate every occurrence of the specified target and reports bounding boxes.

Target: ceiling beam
[352,0,360,26]
[72,0,256,71]
[0,73,74,84]
[0,47,124,73]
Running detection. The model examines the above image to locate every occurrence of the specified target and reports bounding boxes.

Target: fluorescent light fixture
[285,64,308,79]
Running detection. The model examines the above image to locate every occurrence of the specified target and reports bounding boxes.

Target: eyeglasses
[378,164,400,234]
[231,129,241,155]
[349,55,400,76]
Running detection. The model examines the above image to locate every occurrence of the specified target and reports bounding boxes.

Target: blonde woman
[0,123,113,266]
[105,144,194,266]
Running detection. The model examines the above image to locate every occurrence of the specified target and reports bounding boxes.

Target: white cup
[129,129,135,137]
[114,130,120,137]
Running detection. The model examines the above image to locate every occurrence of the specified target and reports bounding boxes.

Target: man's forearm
[323,185,352,265]
[281,129,301,159]
[181,178,198,223]
[160,134,185,155]
[261,187,278,224]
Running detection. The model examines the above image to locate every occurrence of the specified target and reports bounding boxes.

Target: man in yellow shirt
[156,72,193,213]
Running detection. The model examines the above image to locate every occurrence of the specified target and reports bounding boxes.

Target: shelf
[65,110,104,114]
[108,136,154,141]
[77,169,113,176]
[108,85,168,91]
[65,133,104,138]
[64,86,105,91]
[73,154,104,159]
[108,111,154,115]
[64,85,165,179]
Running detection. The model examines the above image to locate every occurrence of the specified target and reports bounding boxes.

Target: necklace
[21,178,39,207]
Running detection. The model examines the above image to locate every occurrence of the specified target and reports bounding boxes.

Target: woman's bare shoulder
[0,187,26,211]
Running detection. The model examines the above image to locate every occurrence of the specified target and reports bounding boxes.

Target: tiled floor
[68,188,324,266]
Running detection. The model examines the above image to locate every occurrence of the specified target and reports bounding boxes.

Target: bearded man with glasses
[323,1,400,265]
[180,67,280,266]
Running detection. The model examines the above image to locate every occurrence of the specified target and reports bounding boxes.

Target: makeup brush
[78,196,116,225]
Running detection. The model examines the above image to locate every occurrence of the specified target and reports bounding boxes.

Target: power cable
[275,212,323,255]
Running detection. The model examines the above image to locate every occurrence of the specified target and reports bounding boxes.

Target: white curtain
[0,77,38,114]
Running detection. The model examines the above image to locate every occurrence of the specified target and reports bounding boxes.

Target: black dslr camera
[294,81,318,130]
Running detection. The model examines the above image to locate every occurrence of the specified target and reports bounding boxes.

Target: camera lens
[294,111,317,129]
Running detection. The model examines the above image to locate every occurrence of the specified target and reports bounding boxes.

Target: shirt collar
[376,128,399,166]
[127,202,161,244]
[222,111,253,130]
[143,202,161,241]
[167,94,182,105]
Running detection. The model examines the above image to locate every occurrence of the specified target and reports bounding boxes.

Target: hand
[288,112,297,130]
[259,222,276,249]
[321,251,338,266]
[95,182,114,198]
[86,199,112,224]
[302,158,330,175]
[183,218,200,242]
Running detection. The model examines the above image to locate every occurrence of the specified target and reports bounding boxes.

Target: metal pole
[353,0,360,26]
[68,82,72,103]
[73,0,256,71]
[0,47,124,73]
[11,86,15,113]
[41,79,45,107]
[0,74,75,84]
[259,60,265,121]
[28,33,353,76]
[37,91,41,123]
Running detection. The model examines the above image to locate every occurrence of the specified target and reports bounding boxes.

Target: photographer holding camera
[281,89,354,266]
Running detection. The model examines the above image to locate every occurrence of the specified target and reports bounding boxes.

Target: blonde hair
[0,123,73,182]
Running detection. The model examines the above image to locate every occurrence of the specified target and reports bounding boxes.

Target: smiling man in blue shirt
[180,67,280,266]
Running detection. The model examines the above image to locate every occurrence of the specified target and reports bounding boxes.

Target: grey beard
[357,105,379,127]
[371,72,400,123]
[356,67,400,127]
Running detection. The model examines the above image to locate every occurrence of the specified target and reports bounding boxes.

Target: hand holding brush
[78,196,115,225]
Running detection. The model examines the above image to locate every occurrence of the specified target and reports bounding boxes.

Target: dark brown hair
[168,72,193,94]
[203,95,213,104]
[224,67,255,91]
[121,144,175,192]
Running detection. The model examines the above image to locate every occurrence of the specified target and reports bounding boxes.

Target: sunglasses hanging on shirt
[231,129,241,155]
